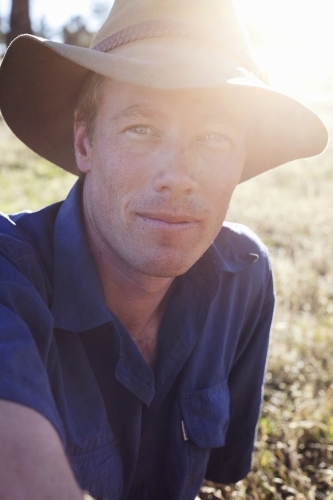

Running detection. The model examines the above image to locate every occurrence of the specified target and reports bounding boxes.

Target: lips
[138,212,199,224]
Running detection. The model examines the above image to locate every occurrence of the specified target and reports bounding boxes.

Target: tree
[62,16,94,48]
[61,2,109,48]
[6,0,33,47]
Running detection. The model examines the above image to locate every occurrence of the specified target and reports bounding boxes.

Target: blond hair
[75,71,109,143]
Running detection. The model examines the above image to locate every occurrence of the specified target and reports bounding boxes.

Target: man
[0,1,328,499]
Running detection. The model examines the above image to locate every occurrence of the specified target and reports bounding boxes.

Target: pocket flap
[180,382,230,448]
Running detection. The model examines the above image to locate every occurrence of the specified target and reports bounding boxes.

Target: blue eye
[131,126,150,134]
[197,132,232,150]
[205,134,226,141]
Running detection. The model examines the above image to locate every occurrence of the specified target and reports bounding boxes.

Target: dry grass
[0,118,75,213]
[198,100,333,499]
[0,94,332,499]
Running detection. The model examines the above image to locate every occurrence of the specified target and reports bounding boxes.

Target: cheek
[201,155,244,229]
[200,154,244,200]
[93,134,154,191]
[89,138,156,223]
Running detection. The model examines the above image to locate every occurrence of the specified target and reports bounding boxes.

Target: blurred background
[0,1,333,498]
[0,0,109,48]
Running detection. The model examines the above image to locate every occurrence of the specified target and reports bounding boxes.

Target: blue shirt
[0,181,274,500]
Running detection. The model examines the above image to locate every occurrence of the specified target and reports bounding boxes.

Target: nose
[152,140,198,195]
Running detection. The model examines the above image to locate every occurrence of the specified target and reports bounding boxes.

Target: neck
[83,209,175,365]
[91,238,175,332]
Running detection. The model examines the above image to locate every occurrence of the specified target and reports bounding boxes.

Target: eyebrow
[108,102,249,129]
[109,104,163,122]
[202,105,248,124]
[201,113,239,124]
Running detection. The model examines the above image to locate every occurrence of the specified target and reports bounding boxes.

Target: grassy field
[0,89,332,499]
[201,95,333,499]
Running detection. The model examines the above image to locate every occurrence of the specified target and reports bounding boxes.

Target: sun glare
[235,0,333,97]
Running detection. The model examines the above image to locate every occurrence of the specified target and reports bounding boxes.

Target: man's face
[75,80,249,278]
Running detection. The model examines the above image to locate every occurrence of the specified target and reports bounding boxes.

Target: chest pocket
[180,381,230,449]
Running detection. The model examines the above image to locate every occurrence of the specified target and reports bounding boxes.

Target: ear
[74,112,92,174]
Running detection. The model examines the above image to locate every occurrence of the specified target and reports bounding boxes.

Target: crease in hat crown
[91,18,263,79]
[90,0,262,79]
[91,0,248,49]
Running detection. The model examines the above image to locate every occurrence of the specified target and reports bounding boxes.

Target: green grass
[1,94,333,498]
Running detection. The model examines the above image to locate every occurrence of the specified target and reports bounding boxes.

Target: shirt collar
[206,224,259,274]
[51,181,257,332]
[51,181,113,331]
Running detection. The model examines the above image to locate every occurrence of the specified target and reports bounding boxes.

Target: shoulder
[0,202,62,262]
[219,221,269,258]
[0,203,62,299]
[209,223,275,331]
[213,221,271,274]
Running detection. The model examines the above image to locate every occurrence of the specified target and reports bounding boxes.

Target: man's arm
[0,400,85,500]
[0,230,88,498]
[206,246,275,484]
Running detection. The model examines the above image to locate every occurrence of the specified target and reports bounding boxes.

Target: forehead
[98,79,252,125]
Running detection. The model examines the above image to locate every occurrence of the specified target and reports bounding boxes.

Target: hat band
[92,19,263,80]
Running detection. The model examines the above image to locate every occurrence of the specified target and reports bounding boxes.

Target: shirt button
[135,486,149,499]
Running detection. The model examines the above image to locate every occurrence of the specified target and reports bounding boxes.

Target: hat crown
[91,0,250,53]
[1,0,327,180]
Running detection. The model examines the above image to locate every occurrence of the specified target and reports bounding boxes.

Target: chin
[135,252,200,278]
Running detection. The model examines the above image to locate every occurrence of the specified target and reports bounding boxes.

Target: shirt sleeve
[205,268,275,484]
[0,242,65,442]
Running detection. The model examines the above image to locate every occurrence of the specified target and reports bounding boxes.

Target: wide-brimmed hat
[0,0,328,182]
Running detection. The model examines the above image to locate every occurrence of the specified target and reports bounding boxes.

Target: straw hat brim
[0,34,328,182]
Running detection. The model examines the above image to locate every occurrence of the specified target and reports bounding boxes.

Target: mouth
[137,212,200,227]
